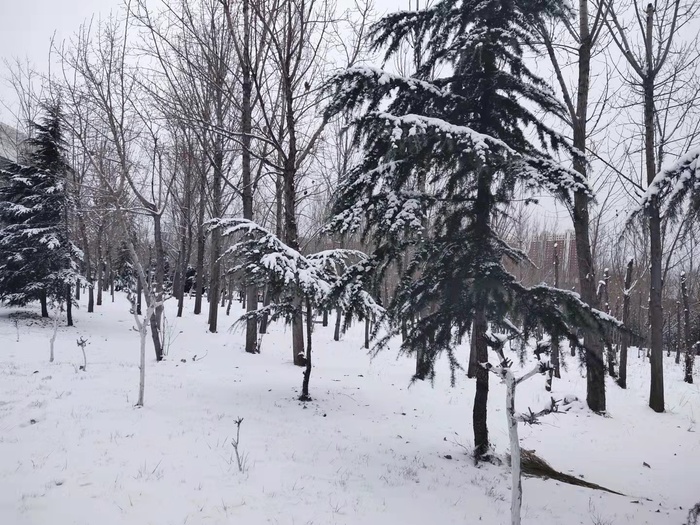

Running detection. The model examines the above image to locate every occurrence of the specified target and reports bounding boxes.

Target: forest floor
[0,293,699,525]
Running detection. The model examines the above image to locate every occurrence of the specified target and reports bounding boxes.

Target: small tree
[211,218,382,400]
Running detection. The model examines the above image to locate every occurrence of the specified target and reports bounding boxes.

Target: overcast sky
[0,0,410,124]
[0,0,571,225]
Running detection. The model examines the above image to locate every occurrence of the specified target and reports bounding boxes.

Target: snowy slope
[0,294,698,525]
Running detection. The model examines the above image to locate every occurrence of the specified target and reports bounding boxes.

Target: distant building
[0,122,23,168]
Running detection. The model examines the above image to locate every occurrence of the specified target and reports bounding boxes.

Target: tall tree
[328,0,616,459]
[604,0,700,412]
[535,0,610,412]
[0,102,80,322]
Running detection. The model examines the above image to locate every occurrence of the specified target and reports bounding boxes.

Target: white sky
[0,0,406,123]
[0,0,573,227]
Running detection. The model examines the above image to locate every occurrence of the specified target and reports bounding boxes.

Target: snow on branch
[633,147,700,221]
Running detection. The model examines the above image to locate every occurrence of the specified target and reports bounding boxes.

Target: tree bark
[66,284,73,327]
[333,308,342,341]
[617,259,633,389]
[96,227,103,307]
[681,273,694,384]
[644,4,664,412]
[472,310,490,458]
[151,215,165,361]
[40,289,49,318]
[194,171,206,315]
[300,296,313,400]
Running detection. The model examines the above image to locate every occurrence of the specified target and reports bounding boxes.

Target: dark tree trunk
[676,301,682,364]
[259,287,270,334]
[322,309,328,327]
[40,289,49,317]
[617,259,633,388]
[644,5,664,412]
[194,172,206,315]
[364,318,370,349]
[472,311,490,459]
[207,144,223,333]
[551,242,561,380]
[333,308,342,341]
[66,284,73,327]
[151,216,165,362]
[299,296,313,400]
[136,275,142,315]
[682,273,694,384]
[75,281,80,301]
[96,230,103,307]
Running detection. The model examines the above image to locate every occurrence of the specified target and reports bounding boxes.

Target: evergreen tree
[0,103,80,322]
[327,0,617,459]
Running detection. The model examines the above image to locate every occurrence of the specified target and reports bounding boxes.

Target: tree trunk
[682,273,694,384]
[551,242,561,380]
[96,228,103,307]
[66,284,73,327]
[676,301,682,364]
[259,287,270,334]
[207,142,223,333]
[40,289,49,317]
[151,215,165,362]
[333,308,342,341]
[322,309,328,327]
[617,259,633,389]
[194,170,206,315]
[364,318,370,349]
[472,310,490,458]
[645,5,664,413]
[300,296,313,400]
[136,276,142,315]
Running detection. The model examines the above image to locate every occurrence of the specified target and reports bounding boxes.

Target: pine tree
[328,0,616,459]
[0,103,80,322]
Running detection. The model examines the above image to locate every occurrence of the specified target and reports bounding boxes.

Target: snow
[1,295,699,524]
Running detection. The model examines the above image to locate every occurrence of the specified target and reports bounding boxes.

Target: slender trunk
[300,296,313,400]
[151,215,165,362]
[550,243,561,383]
[66,284,73,327]
[96,229,103,306]
[472,310,490,458]
[364,318,370,349]
[75,280,80,301]
[226,275,234,316]
[259,287,270,334]
[40,289,49,318]
[334,308,342,341]
[194,172,206,315]
[207,146,223,333]
[676,301,682,364]
[617,259,633,388]
[681,273,694,384]
[49,305,60,362]
[135,309,148,407]
[503,370,522,525]
[136,276,142,315]
[322,309,328,327]
[645,4,664,412]
[240,0,258,353]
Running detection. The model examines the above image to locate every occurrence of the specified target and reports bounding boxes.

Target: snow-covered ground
[1,293,698,525]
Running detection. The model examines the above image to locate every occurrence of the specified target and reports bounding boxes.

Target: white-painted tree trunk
[503,369,522,525]
[49,304,61,363]
[486,364,543,525]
